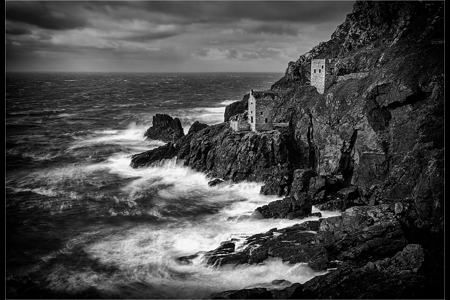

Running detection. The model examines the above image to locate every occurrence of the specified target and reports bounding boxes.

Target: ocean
[6,72,340,298]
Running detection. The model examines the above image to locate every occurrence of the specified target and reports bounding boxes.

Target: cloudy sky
[6,1,354,73]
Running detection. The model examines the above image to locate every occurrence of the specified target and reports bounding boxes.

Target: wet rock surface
[203,205,408,272]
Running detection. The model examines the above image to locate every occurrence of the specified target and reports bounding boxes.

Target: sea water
[6,72,340,298]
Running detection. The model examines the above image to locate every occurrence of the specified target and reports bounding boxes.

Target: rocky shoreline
[131,1,443,298]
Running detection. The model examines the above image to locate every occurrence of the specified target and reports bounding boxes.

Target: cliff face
[263,1,444,235]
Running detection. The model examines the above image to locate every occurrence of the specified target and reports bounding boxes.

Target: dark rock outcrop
[224,94,249,122]
[301,244,428,299]
[211,243,429,299]
[208,178,224,187]
[187,121,208,135]
[144,114,184,143]
[255,193,312,219]
[203,205,407,271]
[132,124,303,197]
[210,283,303,299]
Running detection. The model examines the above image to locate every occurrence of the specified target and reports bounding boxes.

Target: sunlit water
[6,72,340,298]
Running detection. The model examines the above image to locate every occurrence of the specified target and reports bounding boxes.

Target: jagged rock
[130,143,178,168]
[187,121,208,135]
[144,114,184,143]
[308,175,344,205]
[290,168,317,194]
[205,205,407,273]
[336,186,359,200]
[210,244,429,299]
[224,94,249,122]
[315,198,349,211]
[202,242,236,267]
[208,178,224,187]
[315,185,362,211]
[255,193,312,219]
[210,283,303,299]
[308,175,326,195]
[175,254,199,265]
[210,287,273,299]
[310,212,322,218]
[301,244,428,299]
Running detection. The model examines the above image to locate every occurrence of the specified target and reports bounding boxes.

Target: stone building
[229,90,282,133]
[248,89,278,132]
[310,58,336,94]
[229,111,251,132]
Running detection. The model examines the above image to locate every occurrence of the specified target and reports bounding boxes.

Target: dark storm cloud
[225,48,239,59]
[5,25,31,35]
[5,1,355,72]
[194,48,210,57]
[118,1,353,24]
[5,1,88,30]
[245,23,300,36]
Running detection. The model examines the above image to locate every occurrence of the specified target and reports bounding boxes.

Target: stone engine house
[248,90,278,132]
[229,90,280,133]
[310,58,336,94]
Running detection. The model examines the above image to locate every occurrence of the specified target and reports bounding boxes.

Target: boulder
[144,114,184,143]
[208,178,224,187]
[255,193,312,219]
[290,168,317,194]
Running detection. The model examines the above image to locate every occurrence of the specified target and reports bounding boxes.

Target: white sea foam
[44,155,338,297]
[23,121,341,298]
[69,122,163,152]
[219,100,238,106]
[57,113,76,118]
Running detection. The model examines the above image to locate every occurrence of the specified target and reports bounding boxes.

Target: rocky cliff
[264,0,444,241]
[214,1,443,298]
[132,1,444,298]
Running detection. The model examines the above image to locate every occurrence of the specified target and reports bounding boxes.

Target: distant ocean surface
[6,72,339,298]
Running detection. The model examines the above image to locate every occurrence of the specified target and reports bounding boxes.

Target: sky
[5,1,355,73]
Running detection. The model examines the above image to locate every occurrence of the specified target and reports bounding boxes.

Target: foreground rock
[210,244,427,299]
[132,123,303,197]
[144,114,184,143]
[204,205,407,272]
[255,193,312,219]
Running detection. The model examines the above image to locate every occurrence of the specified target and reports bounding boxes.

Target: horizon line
[5,71,285,74]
